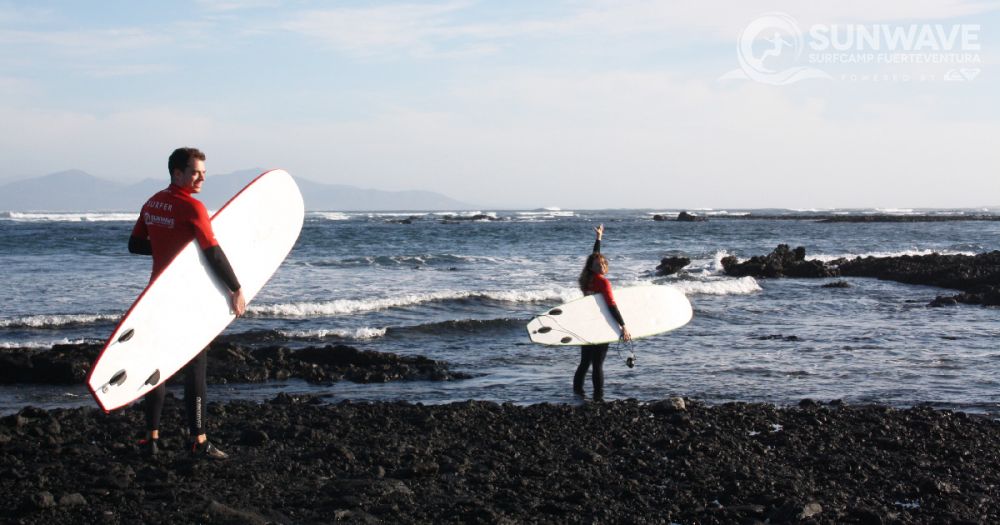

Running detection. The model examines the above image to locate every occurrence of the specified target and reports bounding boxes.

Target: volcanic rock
[655,256,691,276]
[677,211,707,222]
[837,251,1000,307]
[2,399,999,523]
[0,343,469,386]
[721,244,837,278]
[719,246,1000,307]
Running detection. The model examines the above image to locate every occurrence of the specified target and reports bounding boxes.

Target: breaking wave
[0,313,120,329]
[277,327,388,341]
[249,288,580,318]
[0,338,97,349]
[810,249,979,263]
[1,211,137,222]
[673,276,762,296]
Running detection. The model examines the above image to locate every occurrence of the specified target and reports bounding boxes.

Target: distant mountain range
[0,169,477,211]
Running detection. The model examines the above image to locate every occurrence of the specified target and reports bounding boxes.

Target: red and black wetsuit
[129,184,241,436]
[574,239,626,401]
[130,184,240,290]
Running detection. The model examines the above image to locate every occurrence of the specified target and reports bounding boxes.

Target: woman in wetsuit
[574,224,631,401]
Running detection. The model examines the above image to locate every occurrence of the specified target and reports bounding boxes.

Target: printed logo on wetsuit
[143,212,175,229]
[146,201,174,212]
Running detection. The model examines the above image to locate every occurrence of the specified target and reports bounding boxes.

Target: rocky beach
[2,394,999,524]
[3,334,1000,524]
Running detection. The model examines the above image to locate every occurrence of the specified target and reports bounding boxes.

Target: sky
[1,0,998,209]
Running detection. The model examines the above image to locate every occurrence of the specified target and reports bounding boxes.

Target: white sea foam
[309,253,509,268]
[810,248,978,262]
[311,212,352,221]
[710,251,732,274]
[673,276,762,296]
[646,210,749,218]
[3,211,137,222]
[679,208,751,217]
[431,210,493,218]
[517,210,576,219]
[0,313,119,329]
[0,338,93,349]
[680,250,731,276]
[483,288,581,303]
[703,210,749,217]
[249,288,580,317]
[278,327,388,340]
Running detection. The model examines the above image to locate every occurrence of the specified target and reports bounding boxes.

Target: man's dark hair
[168,147,206,176]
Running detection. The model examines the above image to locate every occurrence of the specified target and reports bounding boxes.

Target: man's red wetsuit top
[131,184,219,280]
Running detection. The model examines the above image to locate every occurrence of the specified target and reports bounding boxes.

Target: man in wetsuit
[128,147,246,459]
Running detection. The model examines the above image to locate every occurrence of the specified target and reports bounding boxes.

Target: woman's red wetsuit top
[585,239,625,327]
[130,184,219,280]
[588,273,625,326]
[586,273,618,308]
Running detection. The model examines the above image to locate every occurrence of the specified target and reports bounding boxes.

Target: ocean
[2,208,999,416]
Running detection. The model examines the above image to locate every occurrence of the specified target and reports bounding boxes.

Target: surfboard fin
[144,370,161,386]
[117,329,135,343]
[109,370,127,386]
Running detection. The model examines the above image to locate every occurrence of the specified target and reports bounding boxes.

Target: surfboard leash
[615,337,637,368]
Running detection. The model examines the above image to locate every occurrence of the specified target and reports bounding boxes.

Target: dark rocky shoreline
[720,245,1000,307]
[736,215,1000,223]
[650,214,1000,223]
[2,396,998,524]
[0,342,470,386]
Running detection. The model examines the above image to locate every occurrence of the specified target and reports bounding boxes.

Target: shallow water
[2,208,999,415]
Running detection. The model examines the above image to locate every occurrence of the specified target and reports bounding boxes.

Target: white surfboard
[527,285,693,345]
[87,169,304,412]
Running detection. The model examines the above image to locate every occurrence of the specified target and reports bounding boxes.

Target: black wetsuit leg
[574,346,594,393]
[184,349,209,436]
[575,344,609,396]
[144,384,166,431]
[590,344,609,400]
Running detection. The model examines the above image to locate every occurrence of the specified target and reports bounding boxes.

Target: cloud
[0,27,167,57]
[280,2,475,58]
[273,0,1000,60]
[75,63,175,78]
[3,72,997,208]
[0,105,218,180]
[2,1,997,207]
[4,58,999,208]
[195,0,284,12]
[334,70,998,208]
[568,0,1000,37]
